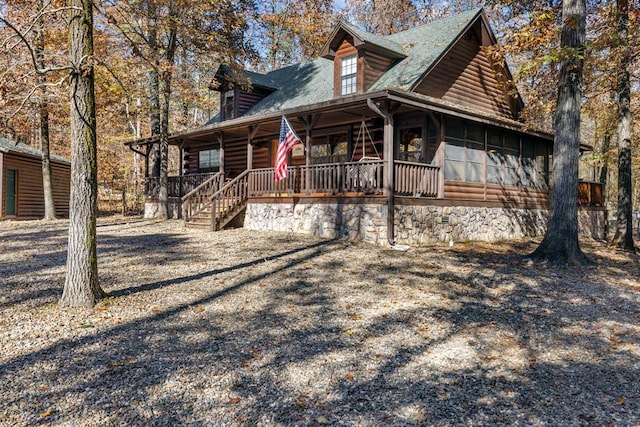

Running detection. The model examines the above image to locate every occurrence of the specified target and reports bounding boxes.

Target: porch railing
[395,161,440,197]
[249,160,385,196]
[248,160,442,198]
[145,172,221,199]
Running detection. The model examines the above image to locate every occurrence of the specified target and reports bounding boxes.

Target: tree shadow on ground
[1,227,639,425]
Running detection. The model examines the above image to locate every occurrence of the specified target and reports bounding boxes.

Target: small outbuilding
[0,137,70,219]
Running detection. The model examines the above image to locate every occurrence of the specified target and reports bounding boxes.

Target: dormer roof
[320,20,406,59]
[206,8,519,122]
[209,63,280,92]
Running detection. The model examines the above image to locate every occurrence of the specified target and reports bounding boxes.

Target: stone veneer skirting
[144,198,181,219]
[244,199,605,246]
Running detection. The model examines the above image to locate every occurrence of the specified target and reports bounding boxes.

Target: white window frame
[340,55,357,95]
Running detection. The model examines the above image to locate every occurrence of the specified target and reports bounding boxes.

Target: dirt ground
[1,217,639,426]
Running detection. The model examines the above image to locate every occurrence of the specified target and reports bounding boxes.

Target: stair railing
[210,170,250,230]
[182,172,225,221]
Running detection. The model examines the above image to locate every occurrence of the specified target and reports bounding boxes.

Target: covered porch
[128,89,603,237]
[146,160,440,200]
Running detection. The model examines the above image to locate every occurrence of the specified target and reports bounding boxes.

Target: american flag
[275,116,301,181]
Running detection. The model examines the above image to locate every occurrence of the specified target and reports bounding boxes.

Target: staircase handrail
[209,169,250,201]
[181,171,224,202]
[210,169,250,230]
[182,172,225,221]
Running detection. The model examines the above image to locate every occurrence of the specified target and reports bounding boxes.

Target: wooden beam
[217,132,225,176]
[367,98,399,246]
[247,126,254,170]
[297,114,321,195]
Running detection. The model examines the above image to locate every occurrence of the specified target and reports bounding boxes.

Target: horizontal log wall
[416,23,515,119]
[184,139,250,177]
[237,87,272,117]
[444,181,549,206]
[363,51,395,91]
[2,152,70,218]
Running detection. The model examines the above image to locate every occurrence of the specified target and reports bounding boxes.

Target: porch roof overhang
[123,88,555,149]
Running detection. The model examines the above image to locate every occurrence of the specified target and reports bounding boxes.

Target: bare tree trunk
[60,0,106,308]
[530,0,588,265]
[157,26,178,220]
[599,131,611,238]
[611,0,635,252]
[149,68,161,178]
[148,1,161,179]
[35,0,56,220]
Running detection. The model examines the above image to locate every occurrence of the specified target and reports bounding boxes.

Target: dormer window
[222,89,235,120]
[340,55,357,95]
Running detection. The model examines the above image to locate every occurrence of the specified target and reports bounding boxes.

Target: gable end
[414,19,523,119]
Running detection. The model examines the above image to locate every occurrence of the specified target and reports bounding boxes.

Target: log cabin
[127,8,604,245]
[0,137,70,219]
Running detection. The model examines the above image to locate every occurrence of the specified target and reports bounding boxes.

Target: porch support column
[368,98,400,246]
[217,132,224,175]
[247,125,260,170]
[428,111,445,199]
[298,114,321,195]
[177,139,184,198]
[144,144,150,178]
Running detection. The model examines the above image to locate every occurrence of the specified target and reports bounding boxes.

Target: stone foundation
[143,198,181,219]
[244,200,605,246]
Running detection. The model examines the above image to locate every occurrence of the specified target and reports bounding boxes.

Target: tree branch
[3,74,70,131]
[0,15,73,75]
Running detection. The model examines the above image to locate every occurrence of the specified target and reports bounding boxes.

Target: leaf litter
[0,217,639,426]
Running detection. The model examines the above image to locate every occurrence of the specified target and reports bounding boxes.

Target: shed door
[6,169,17,216]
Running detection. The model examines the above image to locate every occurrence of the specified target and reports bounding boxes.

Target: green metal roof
[337,20,405,57]
[0,137,70,164]
[244,58,335,116]
[229,8,483,119]
[370,8,482,91]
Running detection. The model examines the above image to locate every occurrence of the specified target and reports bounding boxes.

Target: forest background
[0,0,637,217]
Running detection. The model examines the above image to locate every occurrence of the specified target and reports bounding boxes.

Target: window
[310,135,349,164]
[443,117,484,183]
[443,117,551,187]
[221,89,235,120]
[398,127,423,162]
[198,149,220,173]
[340,55,357,95]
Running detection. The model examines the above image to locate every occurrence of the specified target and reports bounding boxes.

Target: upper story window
[340,55,357,95]
[221,89,235,120]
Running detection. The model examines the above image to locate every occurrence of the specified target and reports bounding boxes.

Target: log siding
[416,26,517,119]
[363,51,395,91]
[1,152,70,218]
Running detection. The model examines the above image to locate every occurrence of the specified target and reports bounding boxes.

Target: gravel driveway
[1,217,639,426]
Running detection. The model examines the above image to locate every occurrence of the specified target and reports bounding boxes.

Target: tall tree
[60,0,106,307]
[101,0,254,217]
[250,0,335,71]
[530,0,589,265]
[34,0,56,220]
[610,0,635,251]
